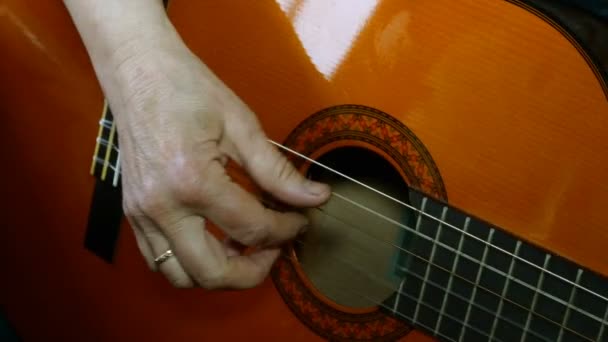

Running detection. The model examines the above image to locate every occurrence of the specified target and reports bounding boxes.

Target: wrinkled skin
[64,0,330,289]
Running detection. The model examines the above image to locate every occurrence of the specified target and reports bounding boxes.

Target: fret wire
[99,117,114,130]
[415,198,428,233]
[331,192,607,326]
[433,217,470,335]
[100,118,117,181]
[392,278,406,314]
[521,254,552,342]
[412,204,445,325]
[96,137,120,153]
[96,137,122,185]
[598,303,608,341]
[112,150,121,187]
[322,200,582,341]
[393,250,550,342]
[313,206,529,333]
[557,269,583,342]
[459,229,495,342]
[376,288,491,342]
[90,101,109,175]
[276,198,592,341]
[490,241,522,340]
[290,238,552,342]
[94,157,117,172]
[270,140,608,304]
[287,241,500,342]
[284,249,461,342]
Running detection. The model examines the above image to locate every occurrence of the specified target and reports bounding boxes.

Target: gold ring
[154,249,174,265]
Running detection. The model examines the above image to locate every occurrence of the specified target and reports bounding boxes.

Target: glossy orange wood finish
[0,0,606,341]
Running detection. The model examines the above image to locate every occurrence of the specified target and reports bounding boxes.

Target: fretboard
[90,101,121,187]
[382,190,608,342]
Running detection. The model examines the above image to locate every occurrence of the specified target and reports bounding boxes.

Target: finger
[222,248,281,289]
[167,215,280,289]
[196,160,309,247]
[224,108,330,207]
[131,225,156,271]
[136,216,194,288]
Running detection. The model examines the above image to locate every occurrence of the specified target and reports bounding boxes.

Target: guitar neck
[384,190,608,342]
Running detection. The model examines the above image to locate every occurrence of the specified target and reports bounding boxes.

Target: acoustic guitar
[1,0,607,341]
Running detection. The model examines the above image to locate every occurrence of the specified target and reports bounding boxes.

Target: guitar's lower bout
[272,105,447,340]
[2,0,608,341]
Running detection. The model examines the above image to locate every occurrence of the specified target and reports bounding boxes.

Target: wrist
[63,0,188,112]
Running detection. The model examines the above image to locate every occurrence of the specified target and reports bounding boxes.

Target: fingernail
[306,180,330,197]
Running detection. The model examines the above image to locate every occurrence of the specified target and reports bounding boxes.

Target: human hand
[106,37,330,290]
[63,0,330,289]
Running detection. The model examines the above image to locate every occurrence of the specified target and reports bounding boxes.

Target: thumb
[235,128,330,207]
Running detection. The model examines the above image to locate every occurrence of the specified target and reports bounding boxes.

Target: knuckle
[275,155,297,183]
[237,225,270,246]
[165,152,217,208]
[170,173,202,206]
[138,194,167,218]
[125,178,168,218]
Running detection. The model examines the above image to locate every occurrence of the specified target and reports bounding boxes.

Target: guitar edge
[0,0,606,341]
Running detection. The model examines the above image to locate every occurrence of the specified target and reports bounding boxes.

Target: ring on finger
[154,249,174,266]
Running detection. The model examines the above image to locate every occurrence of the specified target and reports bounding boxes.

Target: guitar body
[1,0,607,341]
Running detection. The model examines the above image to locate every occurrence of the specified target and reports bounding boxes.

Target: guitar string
[90,154,605,339]
[280,237,556,342]
[280,203,595,342]
[267,139,608,304]
[326,192,605,325]
[274,254,498,342]
[93,132,608,322]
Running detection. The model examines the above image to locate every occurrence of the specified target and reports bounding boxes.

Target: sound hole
[296,147,413,309]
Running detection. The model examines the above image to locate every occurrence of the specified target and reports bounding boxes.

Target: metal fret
[390,246,552,342]
[91,111,122,188]
[392,278,406,314]
[433,217,469,336]
[112,150,121,187]
[326,191,590,342]
[490,241,521,340]
[99,117,114,129]
[459,229,495,341]
[96,137,119,153]
[412,206,447,325]
[557,269,583,341]
[352,269,500,342]
[521,254,552,341]
[93,157,118,172]
[338,191,605,338]
[415,198,428,233]
[391,230,592,341]
[91,102,122,187]
[101,118,117,181]
[598,304,608,341]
